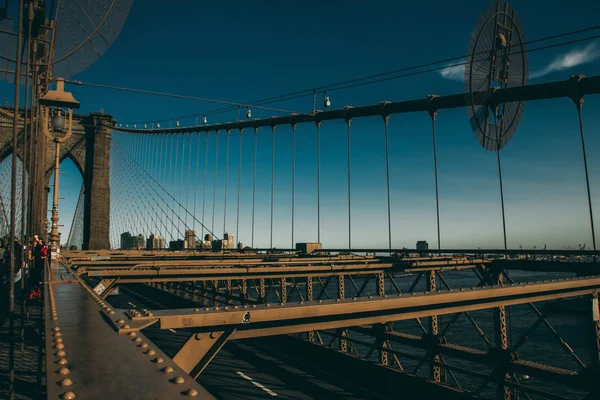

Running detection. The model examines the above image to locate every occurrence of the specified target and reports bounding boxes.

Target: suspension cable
[270,126,275,249]
[383,116,392,253]
[113,139,187,241]
[251,128,257,248]
[212,132,219,235]
[347,119,352,250]
[236,129,243,248]
[113,138,215,239]
[316,122,321,243]
[223,130,231,238]
[193,132,201,241]
[202,133,209,240]
[291,124,296,249]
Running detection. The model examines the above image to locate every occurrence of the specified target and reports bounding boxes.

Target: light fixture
[203,116,207,124]
[157,123,161,128]
[38,77,80,253]
[324,91,331,109]
[144,124,147,129]
[176,120,180,127]
[246,107,251,119]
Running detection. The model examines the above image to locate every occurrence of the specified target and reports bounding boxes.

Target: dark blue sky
[1,0,599,249]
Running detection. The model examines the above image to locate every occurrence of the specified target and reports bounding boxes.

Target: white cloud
[530,41,600,79]
[438,62,465,81]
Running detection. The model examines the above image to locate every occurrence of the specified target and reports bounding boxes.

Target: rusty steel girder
[123,276,600,336]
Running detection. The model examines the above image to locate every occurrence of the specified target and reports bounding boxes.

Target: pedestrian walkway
[0,288,46,400]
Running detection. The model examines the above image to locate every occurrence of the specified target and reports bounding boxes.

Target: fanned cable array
[66,184,84,250]
[109,132,218,250]
[0,154,28,240]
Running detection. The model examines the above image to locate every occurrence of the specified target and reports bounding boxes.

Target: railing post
[259,278,266,303]
[281,277,287,303]
[338,274,346,352]
[492,270,513,400]
[590,291,600,399]
[426,270,442,383]
[307,276,314,342]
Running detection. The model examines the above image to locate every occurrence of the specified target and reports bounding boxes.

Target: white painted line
[236,372,278,396]
[168,328,177,333]
[236,372,252,381]
[128,302,136,307]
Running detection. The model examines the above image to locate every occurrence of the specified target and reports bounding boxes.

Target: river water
[277,268,593,399]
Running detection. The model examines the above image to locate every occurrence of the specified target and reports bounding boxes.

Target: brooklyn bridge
[0,0,599,399]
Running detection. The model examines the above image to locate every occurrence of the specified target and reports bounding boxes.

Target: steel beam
[128,277,600,337]
[115,76,600,135]
[172,329,235,379]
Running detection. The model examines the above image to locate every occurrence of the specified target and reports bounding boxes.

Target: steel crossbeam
[125,276,600,336]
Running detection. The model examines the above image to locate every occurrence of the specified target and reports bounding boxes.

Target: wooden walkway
[0,284,46,400]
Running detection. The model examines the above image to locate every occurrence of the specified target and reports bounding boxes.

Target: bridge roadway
[44,250,600,399]
[46,263,472,400]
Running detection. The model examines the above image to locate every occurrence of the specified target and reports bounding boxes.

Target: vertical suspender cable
[430,110,441,251]
[26,65,37,245]
[496,129,508,252]
[291,124,296,249]
[223,130,231,237]
[212,132,219,235]
[575,100,597,251]
[346,119,352,250]
[19,1,33,353]
[176,134,183,237]
[270,126,275,249]
[162,134,169,243]
[383,116,393,253]
[177,132,187,231]
[152,134,159,235]
[317,122,321,244]
[202,133,209,240]
[252,128,257,248]
[144,134,152,236]
[193,132,201,242]
[236,130,243,248]
[186,132,193,233]
[168,134,175,242]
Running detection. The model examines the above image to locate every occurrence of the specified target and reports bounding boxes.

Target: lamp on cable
[176,120,180,127]
[246,107,252,119]
[324,91,331,109]
[203,115,207,125]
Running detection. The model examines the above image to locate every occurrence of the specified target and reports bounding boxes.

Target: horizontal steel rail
[112,75,600,134]
[122,276,600,337]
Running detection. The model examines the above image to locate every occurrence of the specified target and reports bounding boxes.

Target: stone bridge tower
[0,109,114,250]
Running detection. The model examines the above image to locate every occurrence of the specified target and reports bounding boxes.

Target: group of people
[0,235,49,310]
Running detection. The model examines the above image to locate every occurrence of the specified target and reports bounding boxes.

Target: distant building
[416,241,429,251]
[169,240,185,250]
[184,230,198,249]
[120,232,145,249]
[147,234,165,250]
[416,240,429,257]
[120,232,133,249]
[223,233,234,249]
